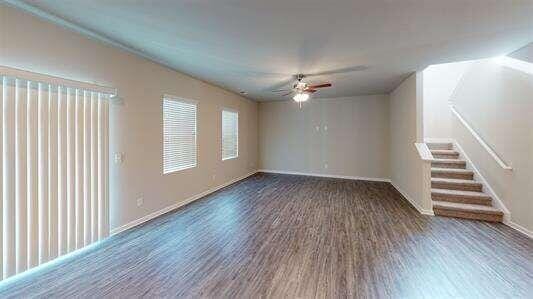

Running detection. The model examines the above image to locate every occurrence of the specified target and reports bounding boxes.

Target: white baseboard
[110,170,258,235]
[504,219,533,239]
[453,141,511,218]
[258,169,391,183]
[109,167,531,240]
[390,181,434,216]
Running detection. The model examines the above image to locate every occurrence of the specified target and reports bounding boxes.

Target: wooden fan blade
[281,91,294,96]
[271,88,292,93]
[304,89,317,93]
[307,83,332,89]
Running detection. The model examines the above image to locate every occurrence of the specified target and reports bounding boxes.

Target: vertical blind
[163,97,197,174]
[222,109,238,160]
[1,70,110,280]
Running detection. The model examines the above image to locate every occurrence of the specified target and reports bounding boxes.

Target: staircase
[428,143,504,222]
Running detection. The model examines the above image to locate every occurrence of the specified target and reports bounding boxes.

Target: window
[222,109,238,160]
[163,96,197,174]
[0,66,111,279]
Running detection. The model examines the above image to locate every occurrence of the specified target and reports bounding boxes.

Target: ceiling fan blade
[304,65,368,77]
[305,89,318,93]
[307,83,332,89]
[281,91,294,97]
[271,88,293,93]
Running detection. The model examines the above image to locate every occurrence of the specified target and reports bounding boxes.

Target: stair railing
[450,105,512,170]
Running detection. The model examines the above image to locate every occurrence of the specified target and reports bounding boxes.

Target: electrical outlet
[315,125,320,132]
[136,197,143,207]
[324,125,328,132]
[324,163,328,169]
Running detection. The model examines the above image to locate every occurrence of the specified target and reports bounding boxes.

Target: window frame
[162,94,198,174]
[221,108,239,161]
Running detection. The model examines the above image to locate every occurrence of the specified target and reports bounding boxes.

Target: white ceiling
[8,0,533,101]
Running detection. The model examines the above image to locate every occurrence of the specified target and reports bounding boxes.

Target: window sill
[222,156,238,161]
[163,164,197,174]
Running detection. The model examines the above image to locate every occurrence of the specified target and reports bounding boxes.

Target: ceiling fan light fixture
[293,92,310,102]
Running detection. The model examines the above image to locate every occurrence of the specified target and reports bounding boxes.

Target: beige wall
[259,96,390,180]
[389,73,431,213]
[423,61,473,139]
[0,4,258,231]
[451,60,533,233]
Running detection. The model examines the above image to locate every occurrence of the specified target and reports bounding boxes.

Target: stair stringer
[451,141,510,222]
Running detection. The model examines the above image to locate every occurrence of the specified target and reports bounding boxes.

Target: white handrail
[450,105,512,170]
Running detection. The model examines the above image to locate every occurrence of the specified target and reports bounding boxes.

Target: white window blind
[222,109,238,160]
[0,66,110,280]
[163,97,197,174]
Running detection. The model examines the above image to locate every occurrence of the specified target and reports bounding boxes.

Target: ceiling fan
[272,74,332,103]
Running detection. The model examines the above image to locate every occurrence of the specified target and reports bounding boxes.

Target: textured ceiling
[8,0,533,101]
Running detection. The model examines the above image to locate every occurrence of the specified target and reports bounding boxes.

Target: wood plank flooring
[0,173,531,298]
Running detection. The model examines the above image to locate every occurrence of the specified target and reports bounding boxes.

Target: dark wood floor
[0,173,531,298]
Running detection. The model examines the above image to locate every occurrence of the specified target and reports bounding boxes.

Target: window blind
[0,67,110,280]
[222,109,238,160]
[163,97,197,174]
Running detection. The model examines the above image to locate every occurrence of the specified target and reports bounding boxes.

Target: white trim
[0,65,115,95]
[259,170,437,216]
[414,143,435,162]
[503,219,533,239]
[258,169,391,182]
[443,140,530,238]
[110,171,257,235]
[221,107,238,114]
[453,141,511,218]
[390,181,434,216]
[450,105,512,170]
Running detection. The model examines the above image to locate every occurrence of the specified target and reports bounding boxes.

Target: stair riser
[431,172,474,180]
[434,208,503,222]
[432,193,491,206]
[432,181,482,192]
[431,162,466,169]
[432,153,460,159]
[428,144,453,150]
